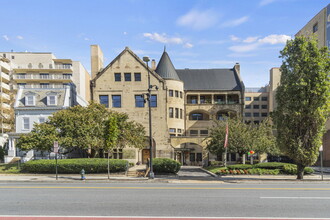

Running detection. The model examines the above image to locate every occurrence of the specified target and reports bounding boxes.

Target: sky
[0,0,327,87]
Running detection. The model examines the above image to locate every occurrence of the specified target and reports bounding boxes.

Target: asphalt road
[0,182,330,218]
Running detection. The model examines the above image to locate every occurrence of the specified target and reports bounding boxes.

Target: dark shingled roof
[155,51,180,80]
[176,68,242,91]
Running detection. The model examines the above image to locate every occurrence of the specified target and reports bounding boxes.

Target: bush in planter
[21,158,128,174]
[227,164,253,170]
[152,158,181,174]
[254,162,292,170]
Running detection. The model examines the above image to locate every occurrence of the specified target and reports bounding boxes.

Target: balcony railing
[13,75,72,80]
[1,103,11,110]
[0,82,10,91]
[0,72,10,82]
[13,84,69,90]
[0,92,10,100]
[14,64,72,70]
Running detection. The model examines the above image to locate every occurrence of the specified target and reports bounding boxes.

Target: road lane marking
[260,197,330,199]
[0,186,330,190]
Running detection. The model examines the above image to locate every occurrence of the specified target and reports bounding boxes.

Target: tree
[273,36,330,179]
[207,117,276,164]
[17,103,146,158]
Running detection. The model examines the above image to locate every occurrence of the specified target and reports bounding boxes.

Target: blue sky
[0,0,327,87]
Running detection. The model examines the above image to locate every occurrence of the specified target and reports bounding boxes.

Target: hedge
[21,158,128,174]
[282,164,314,175]
[253,162,291,169]
[227,164,253,170]
[152,158,181,174]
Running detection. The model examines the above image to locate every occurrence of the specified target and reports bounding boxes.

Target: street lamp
[143,56,155,179]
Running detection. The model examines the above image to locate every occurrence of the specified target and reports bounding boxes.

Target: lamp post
[143,56,154,179]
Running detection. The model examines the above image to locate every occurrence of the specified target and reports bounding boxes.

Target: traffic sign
[53,141,59,153]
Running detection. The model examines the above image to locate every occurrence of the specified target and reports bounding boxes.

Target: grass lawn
[0,163,21,174]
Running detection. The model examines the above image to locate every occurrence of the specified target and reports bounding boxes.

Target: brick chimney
[91,45,104,80]
[234,63,240,76]
[151,59,156,70]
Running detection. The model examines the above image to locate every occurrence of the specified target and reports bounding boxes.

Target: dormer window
[47,95,57,105]
[25,95,35,106]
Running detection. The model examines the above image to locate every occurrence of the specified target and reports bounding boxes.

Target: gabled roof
[92,47,164,83]
[155,51,180,81]
[176,68,243,91]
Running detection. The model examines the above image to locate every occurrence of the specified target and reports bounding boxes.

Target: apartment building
[0,56,13,134]
[0,52,90,104]
[243,87,269,124]
[293,3,330,166]
[91,45,244,165]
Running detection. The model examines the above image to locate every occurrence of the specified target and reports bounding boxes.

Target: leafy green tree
[104,115,119,179]
[273,36,330,179]
[207,117,276,164]
[17,122,58,152]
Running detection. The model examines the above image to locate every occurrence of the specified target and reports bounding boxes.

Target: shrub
[21,158,128,174]
[209,161,222,166]
[227,164,253,170]
[152,158,181,174]
[247,168,281,175]
[282,164,314,175]
[254,162,292,170]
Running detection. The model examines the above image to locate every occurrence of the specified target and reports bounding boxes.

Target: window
[112,95,121,108]
[245,112,251,117]
[150,95,157,107]
[313,23,318,33]
[254,120,260,124]
[17,83,26,88]
[134,73,141,81]
[175,108,179,118]
[47,95,57,105]
[39,117,45,123]
[262,105,267,109]
[169,128,176,133]
[124,73,131,81]
[261,112,268,117]
[190,130,198,136]
[169,90,173,97]
[177,129,182,133]
[11,56,15,59]
[169,108,173,118]
[170,134,176,137]
[190,153,196,162]
[253,97,259,101]
[40,83,49,88]
[40,73,49,79]
[180,109,183,119]
[261,96,268,101]
[253,105,259,109]
[135,95,145,107]
[188,96,198,104]
[180,92,183,98]
[114,73,121,81]
[253,112,260,117]
[99,95,109,108]
[25,95,35,106]
[245,105,251,109]
[113,149,123,159]
[196,153,202,161]
[23,117,30,130]
[200,130,208,136]
[191,113,203,120]
[63,74,72,79]
[245,97,251,101]
[175,90,179,97]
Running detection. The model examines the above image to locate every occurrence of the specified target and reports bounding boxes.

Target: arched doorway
[174,142,203,166]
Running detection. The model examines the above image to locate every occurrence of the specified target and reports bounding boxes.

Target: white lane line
[260,197,330,199]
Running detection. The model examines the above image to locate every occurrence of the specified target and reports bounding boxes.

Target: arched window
[189,111,210,120]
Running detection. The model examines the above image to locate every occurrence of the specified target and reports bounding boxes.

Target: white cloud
[177,9,219,30]
[16,35,23,40]
[230,35,240,42]
[243,36,259,43]
[84,37,90,41]
[143,32,192,49]
[143,33,183,44]
[184,43,194,48]
[229,34,291,53]
[259,0,276,6]
[2,35,9,41]
[221,16,249,27]
[258,34,291,44]
[198,40,226,45]
[123,32,127,35]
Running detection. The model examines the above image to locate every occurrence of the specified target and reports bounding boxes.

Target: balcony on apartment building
[12,84,69,90]
[1,103,11,111]
[13,73,72,82]
[186,94,240,105]
[0,58,11,73]
[0,71,10,83]
[0,123,12,131]
[0,82,10,91]
[0,92,10,101]
[14,63,73,73]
